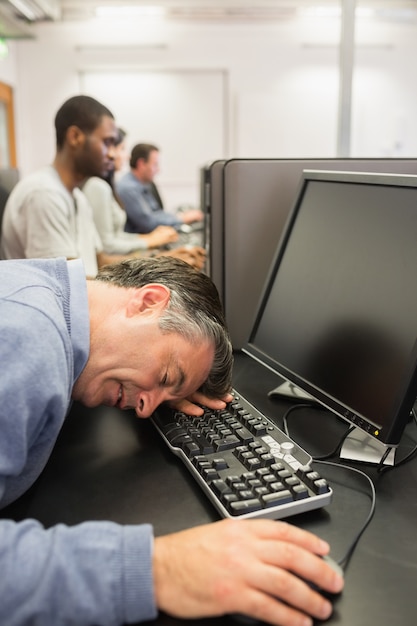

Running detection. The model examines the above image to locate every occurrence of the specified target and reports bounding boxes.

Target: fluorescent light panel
[95,5,166,18]
[8,0,43,21]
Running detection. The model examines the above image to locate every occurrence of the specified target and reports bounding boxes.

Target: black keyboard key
[215,434,241,451]
[202,468,219,481]
[260,453,275,467]
[256,467,271,478]
[312,478,330,495]
[240,489,255,500]
[226,475,241,487]
[182,441,201,457]
[212,458,228,470]
[247,478,263,489]
[293,485,309,500]
[211,479,232,498]
[235,427,254,443]
[270,481,285,492]
[196,461,212,473]
[251,422,267,436]
[262,474,277,484]
[193,434,214,454]
[262,490,294,507]
[242,472,257,481]
[229,499,263,515]
[285,476,301,488]
[222,493,239,506]
[245,457,262,471]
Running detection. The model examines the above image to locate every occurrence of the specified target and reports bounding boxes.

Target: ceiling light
[95,5,166,19]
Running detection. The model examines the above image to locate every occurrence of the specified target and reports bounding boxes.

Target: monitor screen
[244,170,417,450]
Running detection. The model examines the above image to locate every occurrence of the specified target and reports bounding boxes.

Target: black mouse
[229,614,261,625]
[309,555,344,599]
[229,555,344,625]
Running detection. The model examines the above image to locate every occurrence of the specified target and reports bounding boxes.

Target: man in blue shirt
[117,143,204,234]
[0,255,343,625]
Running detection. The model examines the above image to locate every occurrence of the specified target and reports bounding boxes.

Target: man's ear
[126,284,170,317]
[66,125,85,149]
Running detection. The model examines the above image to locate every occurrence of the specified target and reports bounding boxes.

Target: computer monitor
[243,170,417,464]
[207,158,417,350]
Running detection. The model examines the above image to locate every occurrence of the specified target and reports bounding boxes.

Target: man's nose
[135,390,164,418]
[107,144,116,159]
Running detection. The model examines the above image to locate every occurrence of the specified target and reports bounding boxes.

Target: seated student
[0,96,205,275]
[116,142,204,234]
[83,128,181,256]
[0,254,343,626]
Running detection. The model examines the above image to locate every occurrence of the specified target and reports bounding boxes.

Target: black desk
[4,353,417,625]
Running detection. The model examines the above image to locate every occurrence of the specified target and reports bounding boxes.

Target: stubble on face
[76,115,117,179]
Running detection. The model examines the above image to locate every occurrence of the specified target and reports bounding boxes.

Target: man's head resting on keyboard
[72,255,234,417]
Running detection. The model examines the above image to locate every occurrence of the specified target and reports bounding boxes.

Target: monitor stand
[340,427,396,465]
[269,383,397,466]
[268,381,319,403]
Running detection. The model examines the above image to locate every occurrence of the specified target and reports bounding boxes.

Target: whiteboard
[79,69,227,211]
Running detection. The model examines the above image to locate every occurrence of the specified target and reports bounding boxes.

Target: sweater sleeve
[0,298,157,625]
[0,518,157,626]
[83,178,148,254]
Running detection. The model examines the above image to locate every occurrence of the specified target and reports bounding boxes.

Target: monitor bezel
[243,169,417,448]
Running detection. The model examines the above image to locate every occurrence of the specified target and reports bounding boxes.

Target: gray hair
[95,256,233,398]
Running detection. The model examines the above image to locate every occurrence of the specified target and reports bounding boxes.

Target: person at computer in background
[116,142,204,234]
[0,254,343,626]
[82,127,182,256]
[0,96,204,274]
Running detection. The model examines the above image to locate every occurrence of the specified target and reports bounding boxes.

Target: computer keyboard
[151,391,332,520]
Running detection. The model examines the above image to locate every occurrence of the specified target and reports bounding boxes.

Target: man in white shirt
[0,95,118,277]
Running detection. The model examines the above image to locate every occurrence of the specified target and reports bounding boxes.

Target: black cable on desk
[313,458,376,572]
[281,403,376,572]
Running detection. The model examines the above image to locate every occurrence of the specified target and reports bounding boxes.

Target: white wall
[0,40,18,86]
[1,12,417,208]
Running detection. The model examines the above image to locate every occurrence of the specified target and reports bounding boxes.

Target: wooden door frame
[0,82,17,167]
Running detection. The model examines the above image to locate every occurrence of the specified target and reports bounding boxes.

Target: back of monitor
[201,159,226,294]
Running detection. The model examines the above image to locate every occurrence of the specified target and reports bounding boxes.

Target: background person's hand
[179,208,205,224]
[153,519,344,625]
[157,245,206,271]
[141,225,179,248]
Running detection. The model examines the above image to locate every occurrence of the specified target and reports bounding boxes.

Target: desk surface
[4,352,417,626]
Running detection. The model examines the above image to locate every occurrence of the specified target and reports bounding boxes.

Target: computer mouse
[229,556,343,625]
[310,555,344,598]
[321,555,344,578]
[229,614,261,625]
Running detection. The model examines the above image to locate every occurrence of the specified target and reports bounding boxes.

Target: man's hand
[153,519,344,625]
[168,390,234,416]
